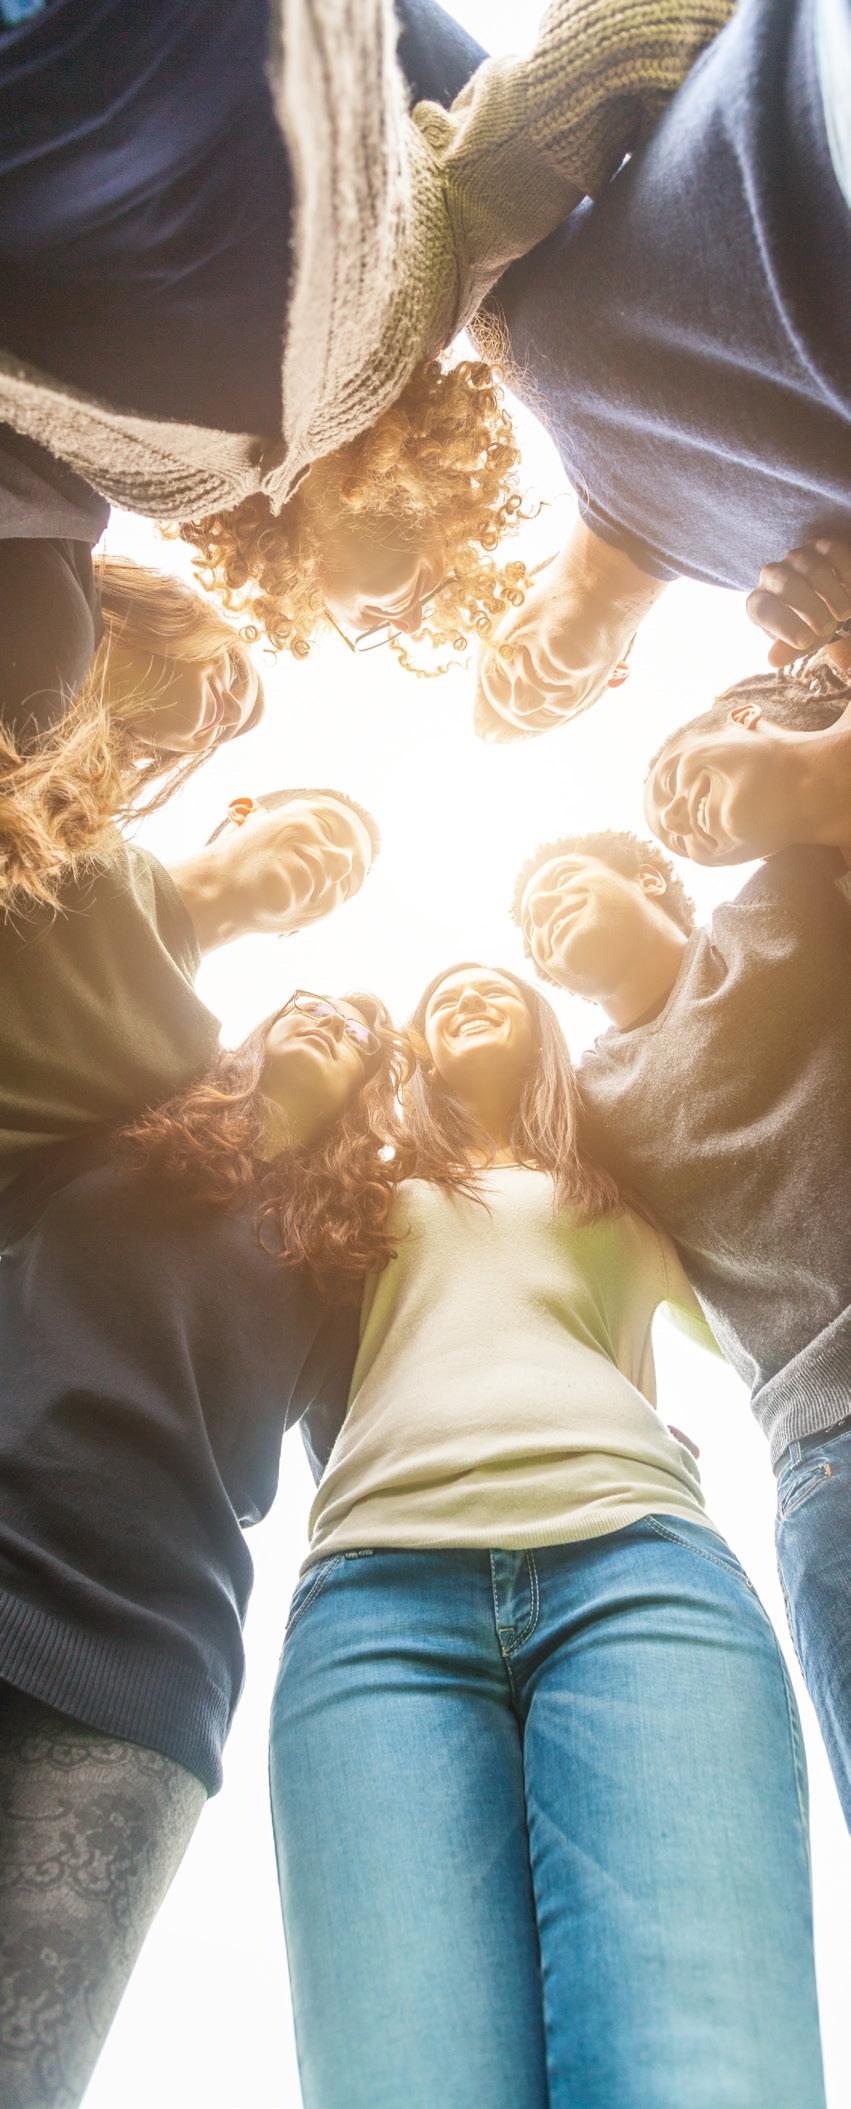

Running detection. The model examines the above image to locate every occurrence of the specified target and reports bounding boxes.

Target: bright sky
[82,7,850,2104]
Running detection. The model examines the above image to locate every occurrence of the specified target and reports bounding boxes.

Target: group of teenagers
[0,0,850,2103]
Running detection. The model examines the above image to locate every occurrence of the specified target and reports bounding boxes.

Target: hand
[473,520,662,741]
[668,1425,700,1461]
[746,537,851,668]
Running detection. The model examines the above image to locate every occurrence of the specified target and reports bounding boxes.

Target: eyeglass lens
[289,994,378,1053]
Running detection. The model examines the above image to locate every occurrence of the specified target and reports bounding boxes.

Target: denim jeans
[776,1421,851,1825]
[269,1520,824,2109]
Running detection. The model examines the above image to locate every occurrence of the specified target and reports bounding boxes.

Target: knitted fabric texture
[0,0,733,522]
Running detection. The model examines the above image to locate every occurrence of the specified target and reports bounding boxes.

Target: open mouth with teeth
[686,776,723,853]
[450,1014,503,1039]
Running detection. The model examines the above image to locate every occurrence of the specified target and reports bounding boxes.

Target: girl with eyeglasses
[0,987,409,2109]
[270,961,825,2109]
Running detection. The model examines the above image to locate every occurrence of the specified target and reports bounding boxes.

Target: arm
[659,1241,724,1360]
[474,516,665,740]
[414,0,735,323]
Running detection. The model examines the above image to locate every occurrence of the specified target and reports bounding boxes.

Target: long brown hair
[120,994,414,1299]
[0,556,263,914]
[406,963,620,1223]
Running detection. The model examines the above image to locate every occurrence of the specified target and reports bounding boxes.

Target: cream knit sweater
[305,1169,718,1567]
[0,0,733,522]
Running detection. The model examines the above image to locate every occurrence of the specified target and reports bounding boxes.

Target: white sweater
[306,1169,719,1566]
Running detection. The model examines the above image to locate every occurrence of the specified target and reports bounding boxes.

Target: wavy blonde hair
[0,556,262,915]
[179,357,532,672]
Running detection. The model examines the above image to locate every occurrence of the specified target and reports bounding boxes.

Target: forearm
[415,0,735,322]
[557,517,664,622]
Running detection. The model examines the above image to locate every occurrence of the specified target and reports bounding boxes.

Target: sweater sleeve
[657,1232,724,1359]
[414,0,735,325]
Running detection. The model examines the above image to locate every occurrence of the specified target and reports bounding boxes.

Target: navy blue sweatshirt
[0,1158,358,1793]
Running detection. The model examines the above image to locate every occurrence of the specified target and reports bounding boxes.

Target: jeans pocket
[777,1455,832,1521]
[283,1554,345,1641]
[644,1515,756,1592]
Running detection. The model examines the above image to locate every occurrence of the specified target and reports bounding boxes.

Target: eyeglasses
[281,992,381,1061]
[325,582,447,654]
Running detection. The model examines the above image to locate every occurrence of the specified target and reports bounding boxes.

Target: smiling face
[643,709,798,865]
[520,853,669,997]
[220,793,375,935]
[423,966,536,1113]
[262,994,376,1139]
[110,634,261,756]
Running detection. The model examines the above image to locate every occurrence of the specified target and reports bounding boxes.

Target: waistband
[774,1410,851,1475]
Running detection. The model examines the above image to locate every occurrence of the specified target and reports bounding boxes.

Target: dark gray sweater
[580,849,851,1464]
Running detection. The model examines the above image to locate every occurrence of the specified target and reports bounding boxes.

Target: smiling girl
[270,961,825,2109]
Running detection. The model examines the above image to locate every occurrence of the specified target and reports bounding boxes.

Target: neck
[167,841,248,954]
[598,918,689,1030]
[259,1093,324,1157]
[785,712,851,863]
[456,1080,520,1157]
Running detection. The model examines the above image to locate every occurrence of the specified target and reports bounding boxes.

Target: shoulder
[711,848,849,935]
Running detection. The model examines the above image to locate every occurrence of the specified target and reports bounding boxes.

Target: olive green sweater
[0,845,219,1193]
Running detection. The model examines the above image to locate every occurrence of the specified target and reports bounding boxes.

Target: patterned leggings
[0,1685,205,2109]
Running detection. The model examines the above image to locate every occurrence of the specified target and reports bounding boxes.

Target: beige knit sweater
[0,0,733,522]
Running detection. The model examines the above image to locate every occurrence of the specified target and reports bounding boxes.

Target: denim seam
[777,1460,832,1522]
[516,1550,541,1652]
[491,1552,541,1658]
[772,1634,811,1852]
[284,1555,344,1640]
[489,1555,505,1639]
[643,1516,756,1593]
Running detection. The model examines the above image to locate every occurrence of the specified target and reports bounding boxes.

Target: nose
[316,840,355,883]
[210,670,246,733]
[655,781,690,840]
[452,986,495,1025]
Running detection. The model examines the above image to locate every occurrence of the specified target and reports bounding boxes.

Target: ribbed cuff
[0,1587,232,1795]
[751,1309,851,1467]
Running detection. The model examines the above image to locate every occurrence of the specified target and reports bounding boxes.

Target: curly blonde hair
[0,556,263,915]
[179,357,532,672]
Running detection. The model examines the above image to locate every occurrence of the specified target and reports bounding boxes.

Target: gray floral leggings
[0,1685,205,2109]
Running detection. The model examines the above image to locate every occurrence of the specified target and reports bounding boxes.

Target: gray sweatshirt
[579,848,851,1465]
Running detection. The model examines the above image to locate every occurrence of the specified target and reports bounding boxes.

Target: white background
[83,4,851,2101]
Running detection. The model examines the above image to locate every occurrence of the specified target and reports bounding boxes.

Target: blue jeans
[776,1421,851,1825]
[269,1521,824,2109]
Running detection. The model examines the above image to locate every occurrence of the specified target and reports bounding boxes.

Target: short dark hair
[647,662,848,778]
[207,785,380,855]
[511,829,696,983]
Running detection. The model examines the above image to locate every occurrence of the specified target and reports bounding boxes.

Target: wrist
[565,517,664,617]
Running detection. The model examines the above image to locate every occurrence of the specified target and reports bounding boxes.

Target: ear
[637,867,667,900]
[728,700,762,731]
